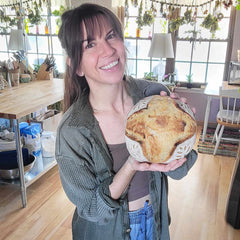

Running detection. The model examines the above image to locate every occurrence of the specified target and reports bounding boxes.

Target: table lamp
[148,33,174,82]
[9,29,31,73]
[9,29,31,51]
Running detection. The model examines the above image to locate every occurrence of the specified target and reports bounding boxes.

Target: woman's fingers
[129,157,187,172]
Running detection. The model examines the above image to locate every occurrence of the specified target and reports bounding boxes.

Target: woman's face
[78,20,126,87]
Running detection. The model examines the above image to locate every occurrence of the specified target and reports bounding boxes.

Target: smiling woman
[55,3,197,240]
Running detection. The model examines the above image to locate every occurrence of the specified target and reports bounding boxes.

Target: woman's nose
[100,41,115,56]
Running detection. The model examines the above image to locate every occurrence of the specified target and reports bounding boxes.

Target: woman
[56,3,197,240]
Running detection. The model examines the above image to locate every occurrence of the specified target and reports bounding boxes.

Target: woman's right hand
[128,156,186,173]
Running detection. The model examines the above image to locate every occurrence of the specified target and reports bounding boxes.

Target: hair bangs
[82,13,123,42]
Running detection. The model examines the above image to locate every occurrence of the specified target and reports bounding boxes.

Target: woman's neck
[89,81,129,113]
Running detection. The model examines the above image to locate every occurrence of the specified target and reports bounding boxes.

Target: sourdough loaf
[125,95,197,163]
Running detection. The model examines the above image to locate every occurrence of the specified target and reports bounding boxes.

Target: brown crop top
[108,142,149,202]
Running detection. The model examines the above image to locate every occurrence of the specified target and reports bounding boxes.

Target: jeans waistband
[128,203,153,225]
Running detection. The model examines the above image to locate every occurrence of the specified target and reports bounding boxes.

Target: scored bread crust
[125,95,197,163]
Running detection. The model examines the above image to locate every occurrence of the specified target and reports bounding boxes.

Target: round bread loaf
[125,95,197,164]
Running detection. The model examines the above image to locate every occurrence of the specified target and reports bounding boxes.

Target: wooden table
[0,79,64,207]
[202,81,239,142]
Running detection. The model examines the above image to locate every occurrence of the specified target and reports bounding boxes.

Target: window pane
[191,63,207,83]
[28,36,37,53]
[37,36,50,54]
[0,53,9,61]
[175,62,191,81]
[192,42,209,62]
[28,54,40,69]
[52,36,63,54]
[54,55,65,73]
[126,59,136,77]
[209,42,227,63]
[137,39,151,59]
[176,41,192,61]
[137,60,150,78]
[0,35,8,54]
[125,39,136,59]
[216,18,230,39]
[206,63,224,86]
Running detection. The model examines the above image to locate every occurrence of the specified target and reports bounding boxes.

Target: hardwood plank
[0,126,240,239]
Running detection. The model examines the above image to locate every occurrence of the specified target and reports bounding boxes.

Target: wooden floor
[0,126,240,240]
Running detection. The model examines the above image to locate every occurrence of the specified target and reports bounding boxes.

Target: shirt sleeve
[164,149,198,180]
[55,127,123,223]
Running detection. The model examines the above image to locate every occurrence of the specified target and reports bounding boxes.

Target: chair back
[218,87,240,124]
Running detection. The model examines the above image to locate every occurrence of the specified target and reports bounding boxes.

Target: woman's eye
[86,42,95,49]
[107,32,117,40]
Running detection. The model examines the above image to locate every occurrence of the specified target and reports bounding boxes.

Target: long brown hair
[58,3,124,112]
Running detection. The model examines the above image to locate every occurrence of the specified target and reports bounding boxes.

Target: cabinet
[0,78,64,207]
[228,61,240,85]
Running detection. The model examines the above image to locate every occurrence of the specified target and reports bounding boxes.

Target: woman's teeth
[101,60,118,70]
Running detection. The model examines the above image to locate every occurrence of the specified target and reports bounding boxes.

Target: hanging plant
[169,17,185,32]
[27,1,43,26]
[184,8,193,23]
[201,13,219,38]
[52,5,68,28]
[0,8,18,33]
[136,0,143,29]
[142,10,154,26]
[133,0,138,8]
[236,0,240,11]
[222,0,233,10]
[150,1,157,17]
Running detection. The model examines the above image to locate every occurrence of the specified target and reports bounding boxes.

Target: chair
[212,87,240,155]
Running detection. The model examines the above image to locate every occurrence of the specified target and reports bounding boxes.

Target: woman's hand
[128,156,187,172]
[160,90,196,114]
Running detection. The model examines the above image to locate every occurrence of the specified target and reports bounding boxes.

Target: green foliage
[186,73,193,83]
[136,0,143,29]
[142,10,154,26]
[52,5,68,27]
[27,2,43,26]
[0,9,18,33]
[201,13,219,38]
[236,0,240,11]
[169,18,185,32]
[144,72,157,81]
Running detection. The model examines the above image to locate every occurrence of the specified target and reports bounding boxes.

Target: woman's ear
[66,57,71,67]
[76,66,84,77]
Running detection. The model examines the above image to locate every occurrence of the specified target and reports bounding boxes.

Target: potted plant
[186,73,193,88]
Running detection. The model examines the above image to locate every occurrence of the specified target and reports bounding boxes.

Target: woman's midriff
[128,194,151,211]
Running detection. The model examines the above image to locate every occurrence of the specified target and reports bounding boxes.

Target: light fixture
[148,33,174,82]
[9,29,31,51]
[8,29,31,74]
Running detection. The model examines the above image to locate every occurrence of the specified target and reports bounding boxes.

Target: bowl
[0,154,35,180]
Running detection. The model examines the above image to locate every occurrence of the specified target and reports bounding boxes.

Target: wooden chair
[212,87,240,155]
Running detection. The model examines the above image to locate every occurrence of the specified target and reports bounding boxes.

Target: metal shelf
[0,156,57,187]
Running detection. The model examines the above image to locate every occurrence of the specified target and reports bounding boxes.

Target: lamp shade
[9,29,31,51]
[148,33,174,59]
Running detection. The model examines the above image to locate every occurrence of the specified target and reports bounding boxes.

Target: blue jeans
[128,201,153,240]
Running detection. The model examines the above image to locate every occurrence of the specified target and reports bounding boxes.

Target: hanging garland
[126,0,235,40]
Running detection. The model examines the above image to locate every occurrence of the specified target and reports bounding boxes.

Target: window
[0,1,65,74]
[124,1,234,85]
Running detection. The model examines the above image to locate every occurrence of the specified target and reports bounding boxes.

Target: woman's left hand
[160,91,196,114]
[128,157,187,172]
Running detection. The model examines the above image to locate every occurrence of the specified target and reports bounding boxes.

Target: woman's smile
[100,59,119,70]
